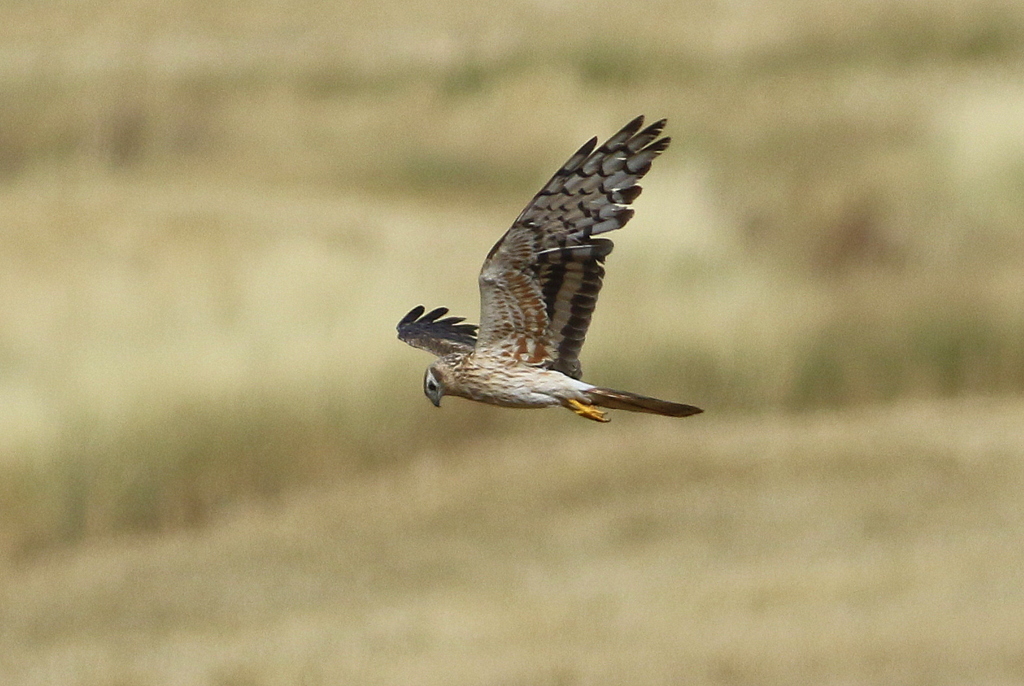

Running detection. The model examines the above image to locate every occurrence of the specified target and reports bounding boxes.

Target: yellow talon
[566,398,610,423]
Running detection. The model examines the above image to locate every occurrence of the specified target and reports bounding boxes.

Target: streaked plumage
[397,116,702,422]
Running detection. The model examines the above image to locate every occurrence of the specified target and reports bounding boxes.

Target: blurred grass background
[1,0,1024,683]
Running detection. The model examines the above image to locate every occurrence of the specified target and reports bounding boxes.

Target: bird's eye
[425,374,439,393]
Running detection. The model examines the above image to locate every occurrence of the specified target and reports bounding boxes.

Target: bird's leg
[565,399,610,423]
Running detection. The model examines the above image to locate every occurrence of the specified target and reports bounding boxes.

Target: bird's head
[423,361,449,407]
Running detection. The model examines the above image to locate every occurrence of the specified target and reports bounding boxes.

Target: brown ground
[3,399,1023,685]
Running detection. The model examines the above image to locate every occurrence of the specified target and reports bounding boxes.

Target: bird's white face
[423,365,445,407]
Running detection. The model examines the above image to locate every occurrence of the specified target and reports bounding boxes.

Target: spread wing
[397,305,477,357]
[477,115,670,378]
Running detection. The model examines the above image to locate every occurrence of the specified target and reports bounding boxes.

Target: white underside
[463,368,595,408]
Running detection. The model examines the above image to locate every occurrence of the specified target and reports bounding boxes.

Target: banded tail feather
[586,387,703,418]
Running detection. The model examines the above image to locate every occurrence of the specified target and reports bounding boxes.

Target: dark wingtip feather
[646,136,671,154]
[563,137,599,173]
[420,306,452,323]
[641,118,667,137]
[614,185,643,204]
[623,114,646,132]
[398,305,427,327]
[397,304,478,358]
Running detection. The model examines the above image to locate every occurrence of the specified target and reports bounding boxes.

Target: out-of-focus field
[2,0,1024,682]
[2,401,1023,685]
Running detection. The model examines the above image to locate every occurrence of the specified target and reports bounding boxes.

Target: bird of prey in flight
[397,116,702,422]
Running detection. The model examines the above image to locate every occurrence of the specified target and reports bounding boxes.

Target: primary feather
[396,305,477,357]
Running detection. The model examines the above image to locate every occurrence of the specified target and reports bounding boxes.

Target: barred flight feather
[537,241,612,379]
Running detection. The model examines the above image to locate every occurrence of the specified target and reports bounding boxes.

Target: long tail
[586,387,703,418]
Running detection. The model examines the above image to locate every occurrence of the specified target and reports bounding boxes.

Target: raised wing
[477,115,670,378]
[397,305,477,357]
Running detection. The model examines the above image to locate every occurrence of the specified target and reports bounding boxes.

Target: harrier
[397,116,702,422]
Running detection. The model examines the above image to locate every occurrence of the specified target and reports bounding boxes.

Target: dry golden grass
[2,0,1024,549]
[2,1,1024,681]
[2,399,1023,685]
